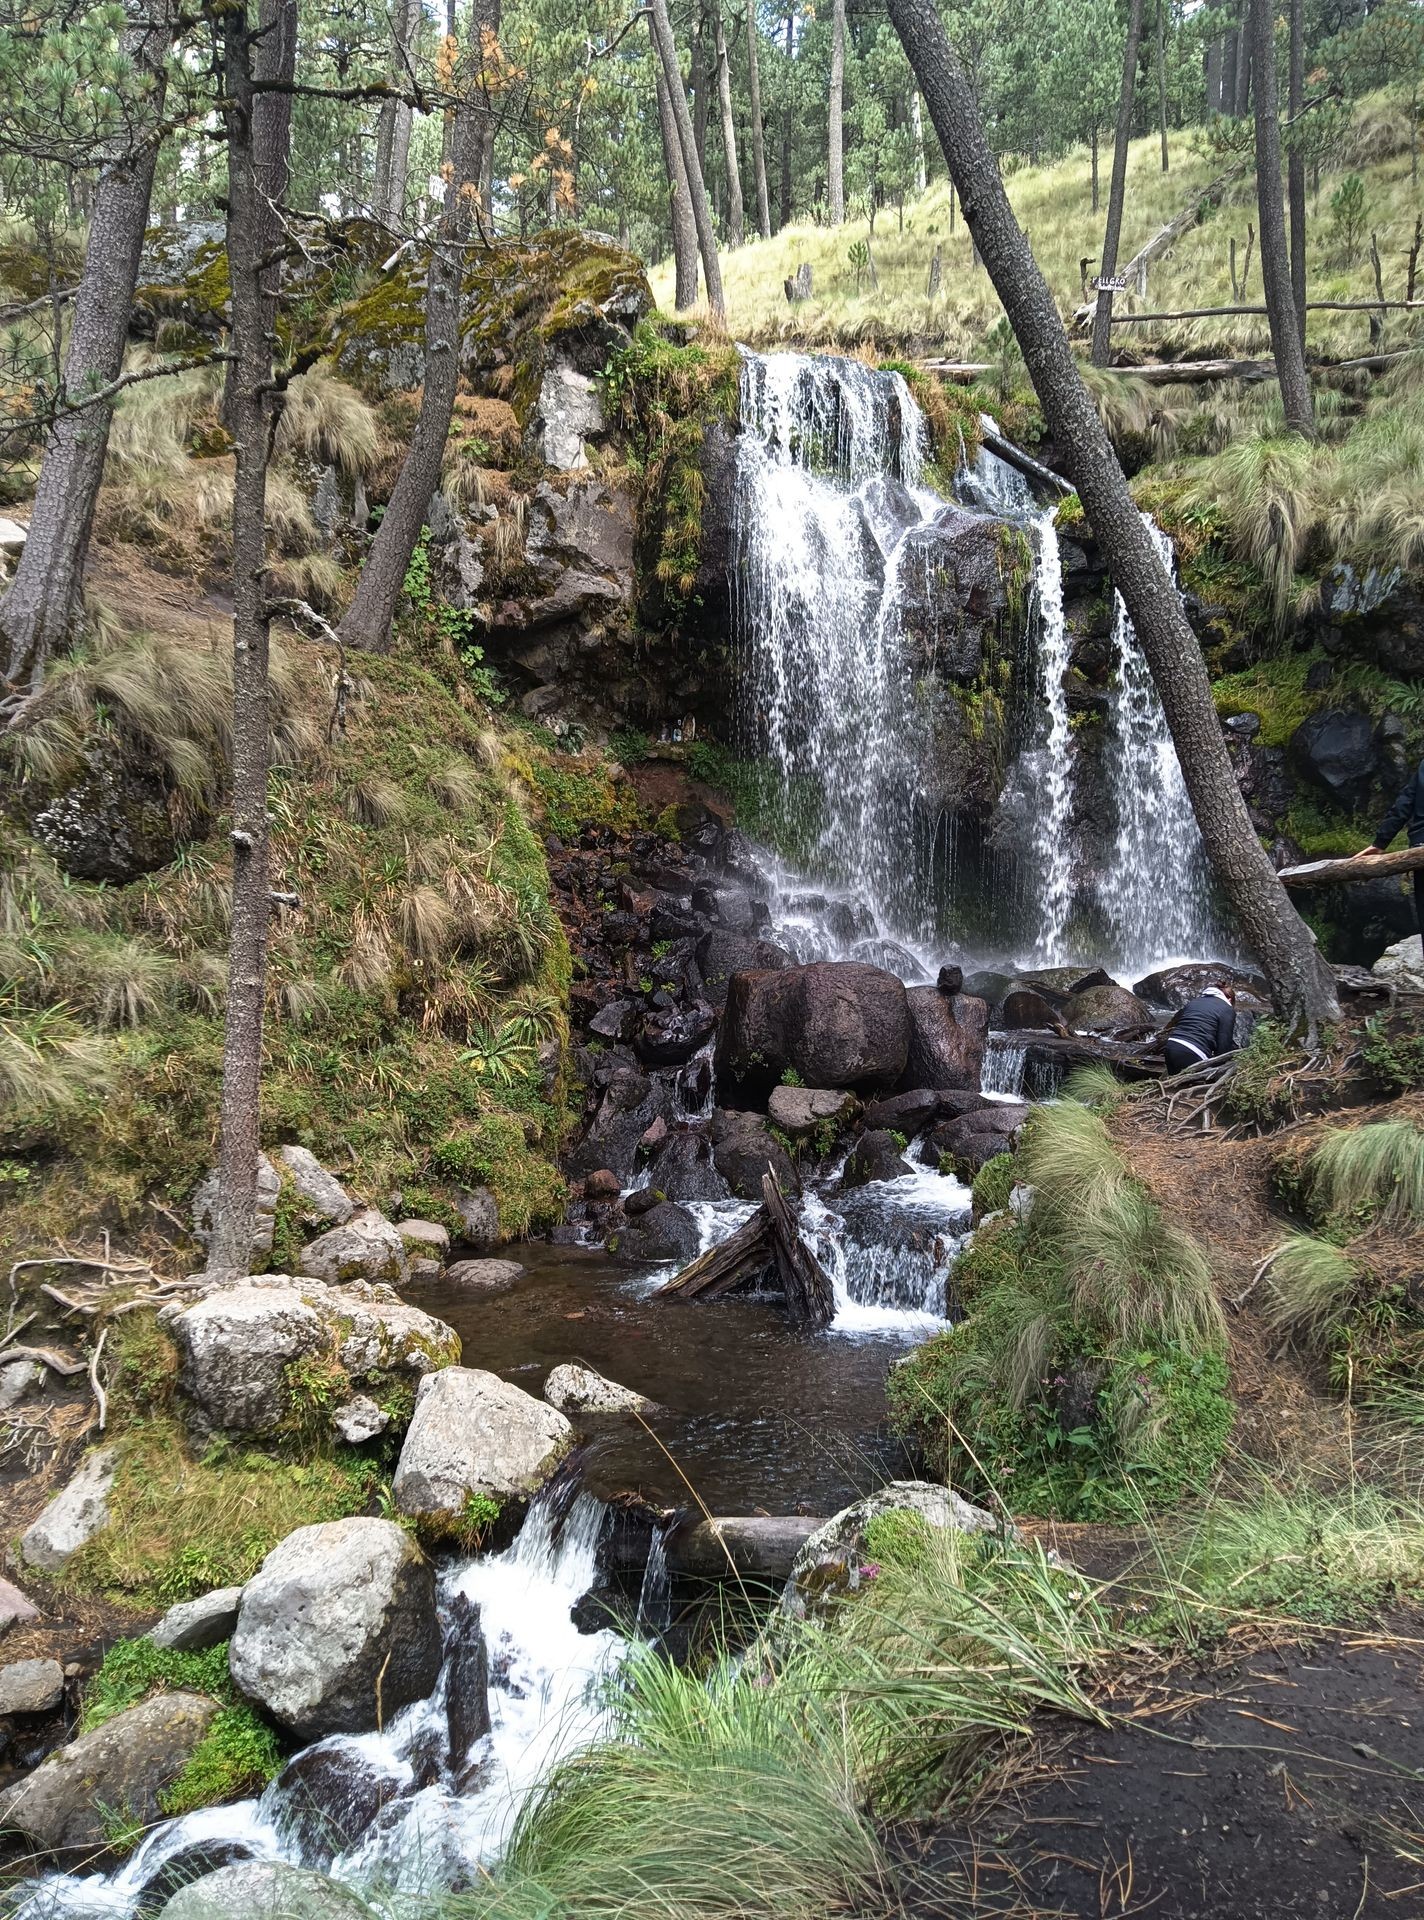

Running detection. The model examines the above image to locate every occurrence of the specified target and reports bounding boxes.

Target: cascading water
[1022,511,1075,965]
[1098,519,1226,970]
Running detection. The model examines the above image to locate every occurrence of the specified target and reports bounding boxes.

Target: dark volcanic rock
[636,1003,717,1066]
[863,1089,943,1135]
[696,930,792,1009]
[271,1741,409,1871]
[901,986,989,1090]
[710,1110,799,1200]
[717,961,910,1096]
[648,1131,731,1203]
[842,1129,911,1188]
[1289,709,1379,812]
[609,1201,701,1267]
[1131,963,1270,1012]
[1063,982,1153,1035]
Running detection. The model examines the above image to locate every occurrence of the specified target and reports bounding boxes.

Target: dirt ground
[900,1620,1424,1919]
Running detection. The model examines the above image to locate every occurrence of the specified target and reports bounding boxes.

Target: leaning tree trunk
[1250,0,1314,436]
[656,59,700,308]
[1287,0,1307,346]
[649,0,725,318]
[0,16,168,703]
[337,90,483,653]
[1091,0,1145,367]
[372,0,418,228]
[221,0,296,429]
[713,4,745,247]
[883,0,1340,1029]
[745,1,772,237]
[827,0,845,224]
[210,0,296,1276]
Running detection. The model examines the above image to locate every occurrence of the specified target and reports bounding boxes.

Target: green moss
[526,754,642,841]
[164,1706,284,1817]
[1211,650,1323,748]
[428,1112,566,1238]
[970,1152,1015,1219]
[1281,796,1375,859]
[861,1508,935,1572]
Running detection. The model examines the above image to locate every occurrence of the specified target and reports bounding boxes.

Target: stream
[13,349,1241,1916]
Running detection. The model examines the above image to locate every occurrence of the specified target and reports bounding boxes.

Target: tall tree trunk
[1223,28,1238,115]
[882,0,1339,1029]
[211,0,296,1276]
[911,88,928,192]
[650,0,725,317]
[1287,0,1307,346]
[1156,0,1169,172]
[656,58,701,307]
[0,14,168,702]
[713,5,745,246]
[338,77,484,654]
[373,0,418,229]
[1205,34,1222,115]
[745,1,772,237]
[221,0,297,428]
[1234,13,1252,117]
[779,7,794,227]
[1092,0,1145,366]
[690,5,709,172]
[1250,0,1314,436]
[1090,127,1099,215]
[827,0,845,224]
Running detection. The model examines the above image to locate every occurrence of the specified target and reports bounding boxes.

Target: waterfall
[733,351,942,960]
[1098,518,1224,970]
[981,1035,1027,1099]
[1023,511,1074,965]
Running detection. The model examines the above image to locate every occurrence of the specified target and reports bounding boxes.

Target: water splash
[981,1036,1027,1099]
[801,1176,966,1335]
[1023,510,1075,964]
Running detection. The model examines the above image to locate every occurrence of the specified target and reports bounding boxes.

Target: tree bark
[1092,0,1145,366]
[911,88,928,193]
[745,0,772,237]
[1234,10,1252,117]
[827,0,845,224]
[1287,0,1307,346]
[1156,0,1169,172]
[210,0,295,1276]
[373,0,418,229]
[221,0,297,429]
[1090,126,1099,215]
[1223,27,1238,115]
[690,4,710,173]
[1250,0,1314,436]
[883,0,1340,1030]
[656,58,700,308]
[780,6,794,228]
[0,12,168,702]
[649,0,725,317]
[1205,33,1222,115]
[713,4,745,247]
[337,80,484,653]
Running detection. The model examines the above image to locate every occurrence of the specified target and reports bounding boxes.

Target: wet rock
[330,1395,388,1445]
[609,1200,701,1266]
[936,964,964,995]
[544,1363,651,1414]
[841,1130,911,1188]
[445,1590,491,1777]
[393,1368,574,1522]
[894,506,1024,682]
[718,961,910,1095]
[862,1089,941,1135]
[134,1838,264,1914]
[298,1208,409,1286]
[270,1741,407,1871]
[157,1863,372,1920]
[1290,708,1380,811]
[921,1104,1028,1175]
[589,998,641,1043]
[190,1154,280,1263]
[163,1278,457,1437]
[1063,982,1153,1035]
[1373,934,1424,991]
[767,1085,858,1135]
[636,1002,717,1066]
[782,1481,1001,1619]
[148,1586,243,1654]
[565,1079,673,1181]
[0,1658,64,1714]
[442,1258,525,1292]
[396,1219,450,1260]
[861,473,923,555]
[646,1131,730,1203]
[19,1448,117,1572]
[695,930,792,1009]
[960,968,1015,1012]
[276,1146,354,1228]
[623,1186,663,1216]
[710,1111,799,1200]
[231,1518,441,1742]
[1001,986,1066,1031]
[901,986,989,1091]
[0,1691,219,1857]
[453,1185,500,1250]
[1131,963,1270,1011]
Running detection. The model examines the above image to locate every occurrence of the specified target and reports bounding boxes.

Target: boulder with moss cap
[393,1367,574,1529]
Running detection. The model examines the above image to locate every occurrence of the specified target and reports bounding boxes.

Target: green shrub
[970,1152,1015,1219]
[1361,1014,1424,1095]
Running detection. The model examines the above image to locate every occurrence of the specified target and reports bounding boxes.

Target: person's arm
[1361,768,1420,854]
[1216,1000,1238,1055]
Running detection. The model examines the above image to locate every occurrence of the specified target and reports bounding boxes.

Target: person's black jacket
[1372,759,1424,850]
[1169,992,1237,1059]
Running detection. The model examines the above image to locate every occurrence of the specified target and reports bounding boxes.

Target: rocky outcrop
[921,1102,1029,1176]
[18,1448,117,1572]
[1289,708,1380,812]
[783,1481,1001,1618]
[393,1367,574,1524]
[544,1363,650,1414]
[0,1691,219,1856]
[717,961,911,1097]
[644,1130,730,1203]
[230,1519,442,1741]
[710,1108,799,1200]
[298,1209,409,1286]
[162,1277,457,1437]
[767,1085,858,1136]
[276,1146,354,1228]
[158,1863,374,1920]
[901,986,989,1090]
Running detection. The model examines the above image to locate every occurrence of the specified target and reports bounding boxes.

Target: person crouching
[1162,980,1238,1076]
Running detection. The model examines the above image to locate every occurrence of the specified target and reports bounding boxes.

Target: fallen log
[1278,846,1424,888]
[1107,357,1274,385]
[1072,160,1249,329]
[655,1208,773,1302]
[762,1173,835,1330]
[979,426,1073,497]
[656,1172,835,1330]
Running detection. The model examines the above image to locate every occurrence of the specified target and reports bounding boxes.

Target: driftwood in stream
[1279,846,1424,888]
[656,1171,835,1330]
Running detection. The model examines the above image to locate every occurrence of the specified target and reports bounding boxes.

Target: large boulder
[1131,962,1270,1011]
[921,1103,1029,1176]
[297,1208,408,1286]
[841,1129,911,1188]
[393,1368,574,1525]
[900,987,989,1091]
[158,1864,373,1920]
[0,1658,64,1714]
[696,930,792,1009]
[149,1586,243,1654]
[767,1085,858,1136]
[0,1691,219,1857]
[645,1131,730,1204]
[1062,981,1153,1035]
[270,1743,408,1870]
[1290,708,1380,811]
[564,1072,673,1181]
[230,1518,442,1742]
[23,745,187,886]
[710,1109,799,1200]
[276,1146,354,1228]
[1373,934,1424,992]
[162,1277,458,1437]
[18,1448,117,1573]
[783,1481,1001,1618]
[717,962,910,1096]
[609,1200,701,1266]
[544,1363,651,1414]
